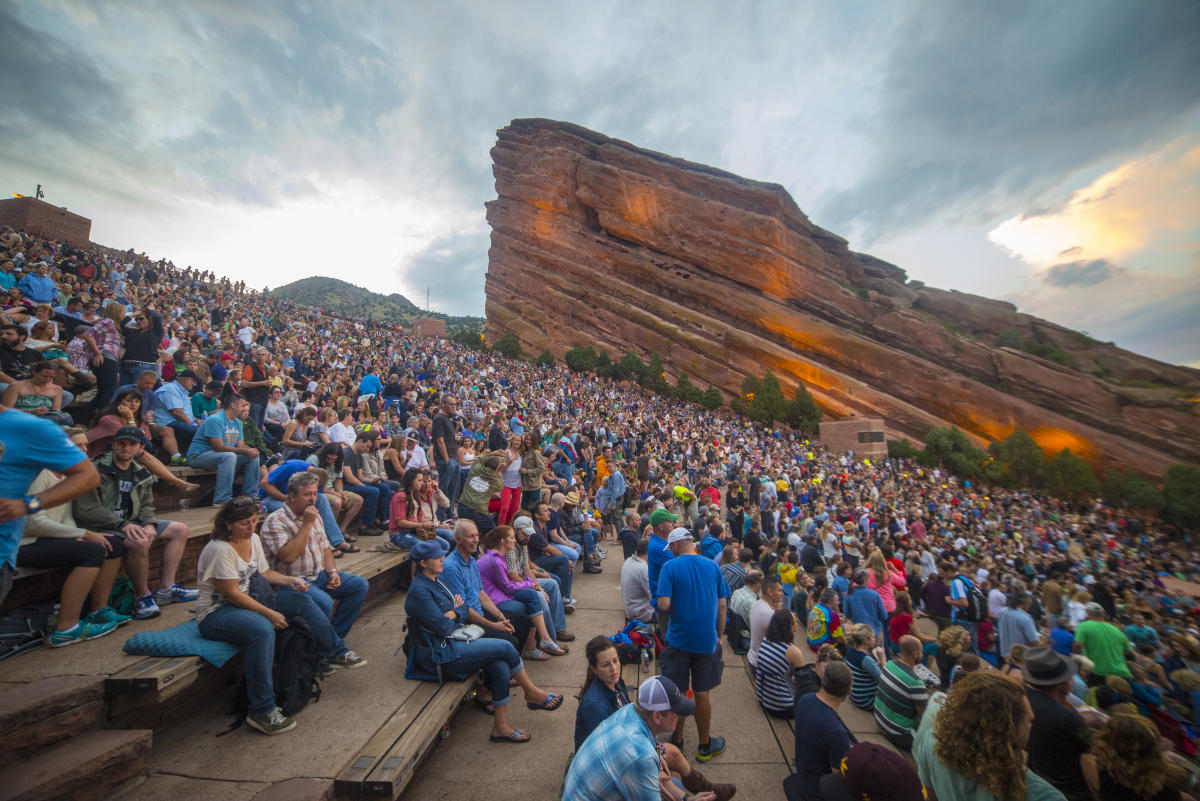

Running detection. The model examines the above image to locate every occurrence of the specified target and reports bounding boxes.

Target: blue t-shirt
[646,535,672,602]
[657,553,731,654]
[359,374,383,396]
[258,460,312,499]
[188,411,244,458]
[793,692,851,798]
[698,536,724,562]
[0,410,88,567]
[1049,626,1075,656]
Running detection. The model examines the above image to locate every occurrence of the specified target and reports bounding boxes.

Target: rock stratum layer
[484,119,1200,476]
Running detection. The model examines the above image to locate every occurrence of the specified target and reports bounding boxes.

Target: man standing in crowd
[259,471,368,669]
[620,536,653,624]
[998,591,1044,658]
[748,574,783,670]
[657,527,731,762]
[432,394,460,517]
[1022,647,1093,801]
[1073,602,1133,684]
[186,394,261,506]
[72,426,195,620]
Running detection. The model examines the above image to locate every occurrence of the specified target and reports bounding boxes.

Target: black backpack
[0,603,55,662]
[955,575,988,624]
[273,617,322,717]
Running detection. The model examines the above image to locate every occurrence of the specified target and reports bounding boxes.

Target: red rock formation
[484,119,1200,476]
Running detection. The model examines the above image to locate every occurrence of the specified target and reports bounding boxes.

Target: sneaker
[170,455,188,465]
[246,706,297,735]
[317,660,335,679]
[87,606,132,627]
[134,594,161,620]
[583,562,603,574]
[328,650,368,670]
[49,620,118,647]
[696,736,726,762]
[563,598,576,607]
[556,630,576,642]
[155,584,199,605]
[563,604,575,615]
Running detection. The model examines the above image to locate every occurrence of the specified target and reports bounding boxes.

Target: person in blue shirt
[0,407,100,603]
[656,528,731,762]
[646,508,677,603]
[151,370,199,456]
[358,369,382,399]
[54,297,83,320]
[698,520,726,562]
[574,636,631,751]
[257,459,354,554]
[843,569,889,644]
[1124,611,1160,650]
[16,262,57,304]
[186,394,260,505]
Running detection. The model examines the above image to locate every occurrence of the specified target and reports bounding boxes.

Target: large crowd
[2,223,1199,800]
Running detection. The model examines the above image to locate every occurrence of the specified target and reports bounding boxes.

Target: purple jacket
[478,550,536,606]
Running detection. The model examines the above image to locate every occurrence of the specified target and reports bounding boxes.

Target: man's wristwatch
[23,496,42,514]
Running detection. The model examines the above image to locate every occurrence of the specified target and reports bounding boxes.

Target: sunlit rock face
[484,119,1200,476]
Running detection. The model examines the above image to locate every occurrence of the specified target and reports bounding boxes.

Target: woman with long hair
[888,590,938,663]
[915,670,1061,801]
[518,432,548,511]
[307,442,364,535]
[865,548,906,615]
[496,434,523,526]
[387,468,453,552]
[754,608,807,717]
[477,525,566,659]
[1082,713,1184,800]
[845,622,886,710]
[934,626,972,690]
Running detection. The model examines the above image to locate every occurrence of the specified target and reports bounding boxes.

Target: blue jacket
[843,586,888,642]
[403,572,472,666]
[574,678,630,752]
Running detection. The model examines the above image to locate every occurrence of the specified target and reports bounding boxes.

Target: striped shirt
[260,503,330,579]
[754,640,795,712]
[874,659,928,737]
[846,647,882,710]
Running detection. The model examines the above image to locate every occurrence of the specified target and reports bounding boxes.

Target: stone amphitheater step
[0,728,152,801]
[0,675,106,770]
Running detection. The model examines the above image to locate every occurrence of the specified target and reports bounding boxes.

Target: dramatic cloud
[1043,259,1115,288]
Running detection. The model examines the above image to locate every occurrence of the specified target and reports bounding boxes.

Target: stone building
[819,417,888,460]
[411,317,446,338]
[0,197,92,243]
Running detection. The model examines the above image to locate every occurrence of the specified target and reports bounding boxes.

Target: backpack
[955,575,987,623]
[0,603,55,662]
[108,577,136,617]
[273,617,322,717]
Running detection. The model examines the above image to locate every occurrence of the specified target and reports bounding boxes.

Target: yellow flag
[11,193,24,198]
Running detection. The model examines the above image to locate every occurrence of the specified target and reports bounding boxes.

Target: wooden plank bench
[334,676,476,799]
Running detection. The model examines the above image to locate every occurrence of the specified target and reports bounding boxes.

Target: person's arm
[0,382,18,409]
[259,472,288,502]
[212,577,290,628]
[4,458,99,524]
[1079,754,1100,799]
[342,461,365,486]
[272,506,318,565]
[470,589,514,633]
[716,596,727,638]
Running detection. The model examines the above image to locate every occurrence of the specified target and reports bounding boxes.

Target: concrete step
[0,728,152,801]
[0,675,105,769]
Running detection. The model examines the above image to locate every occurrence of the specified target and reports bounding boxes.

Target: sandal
[539,641,569,656]
[474,696,495,716]
[333,549,345,559]
[526,693,563,711]
[343,535,358,543]
[338,544,361,554]
[489,729,531,743]
[522,649,551,661]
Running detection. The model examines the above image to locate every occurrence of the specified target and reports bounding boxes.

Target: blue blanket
[123,620,241,667]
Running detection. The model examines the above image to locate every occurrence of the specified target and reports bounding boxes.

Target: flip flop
[343,535,358,543]
[333,549,346,559]
[474,696,495,716]
[526,693,563,711]
[489,729,531,743]
[539,641,569,656]
[338,544,361,553]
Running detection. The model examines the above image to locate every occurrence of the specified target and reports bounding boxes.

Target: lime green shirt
[1074,619,1132,678]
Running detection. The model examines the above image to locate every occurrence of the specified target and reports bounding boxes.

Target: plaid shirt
[505,541,530,576]
[260,503,330,579]
[562,703,661,801]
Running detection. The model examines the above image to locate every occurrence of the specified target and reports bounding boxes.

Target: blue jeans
[248,402,267,430]
[367,481,395,524]
[389,531,451,554]
[567,529,596,558]
[435,458,459,517]
[307,569,368,638]
[263,494,345,548]
[508,587,545,621]
[120,361,158,387]
[539,577,566,635]
[187,449,260,505]
[554,542,581,563]
[276,585,348,659]
[165,419,198,452]
[533,552,573,600]
[446,635,524,708]
[345,483,381,527]
[197,588,339,715]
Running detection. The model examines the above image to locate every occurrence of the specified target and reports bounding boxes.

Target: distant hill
[271,277,483,331]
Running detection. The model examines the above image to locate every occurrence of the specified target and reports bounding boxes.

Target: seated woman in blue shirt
[571,636,735,799]
[403,539,561,744]
[842,569,888,645]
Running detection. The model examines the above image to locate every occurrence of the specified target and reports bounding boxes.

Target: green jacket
[72,452,157,529]
[520,449,546,491]
[458,459,503,515]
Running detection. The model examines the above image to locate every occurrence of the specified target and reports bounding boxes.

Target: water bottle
[440,722,450,740]
[640,646,651,672]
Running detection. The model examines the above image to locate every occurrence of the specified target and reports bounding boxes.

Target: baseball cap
[818,742,926,801]
[176,369,200,381]
[1085,602,1105,616]
[666,527,691,545]
[636,675,695,716]
[512,516,536,535]
[113,426,148,445]
[649,508,679,526]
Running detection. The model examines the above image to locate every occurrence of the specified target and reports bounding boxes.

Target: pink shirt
[477,550,536,607]
[868,566,907,613]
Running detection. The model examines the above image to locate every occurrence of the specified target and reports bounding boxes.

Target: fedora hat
[1021,647,1075,686]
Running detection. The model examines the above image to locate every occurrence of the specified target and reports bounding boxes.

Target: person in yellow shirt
[673,483,697,525]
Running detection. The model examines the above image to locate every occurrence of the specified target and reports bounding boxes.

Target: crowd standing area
[2,224,1200,801]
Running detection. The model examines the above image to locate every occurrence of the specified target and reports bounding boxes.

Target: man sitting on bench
[72,425,196,620]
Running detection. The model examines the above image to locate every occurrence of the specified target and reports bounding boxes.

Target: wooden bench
[334,677,477,798]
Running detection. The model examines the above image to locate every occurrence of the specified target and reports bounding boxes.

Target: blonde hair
[848,623,874,648]
[933,672,1029,801]
[1091,714,1171,798]
[938,625,970,658]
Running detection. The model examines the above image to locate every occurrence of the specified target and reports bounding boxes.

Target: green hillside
[271,277,483,331]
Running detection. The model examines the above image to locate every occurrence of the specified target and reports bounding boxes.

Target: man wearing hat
[657,527,731,762]
[151,368,200,457]
[72,426,195,620]
[815,742,927,801]
[563,675,711,801]
[1022,647,1093,801]
[647,507,680,606]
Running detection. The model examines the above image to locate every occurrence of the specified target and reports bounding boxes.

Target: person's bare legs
[89,555,123,611]
[134,453,195,493]
[124,537,151,597]
[156,522,189,589]
[693,691,712,745]
[663,743,690,778]
[158,427,181,458]
[530,611,554,646]
[56,566,101,630]
[513,668,550,706]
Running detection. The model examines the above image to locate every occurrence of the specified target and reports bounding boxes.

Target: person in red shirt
[888,591,937,663]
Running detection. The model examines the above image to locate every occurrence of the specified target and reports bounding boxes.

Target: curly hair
[938,625,970,659]
[1091,713,1170,798]
[932,672,1029,801]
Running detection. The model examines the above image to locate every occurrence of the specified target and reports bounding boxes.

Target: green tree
[611,352,645,382]
[595,349,612,378]
[700,385,723,410]
[888,438,918,459]
[784,382,822,433]
[988,429,1045,488]
[564,346,598,373]
[919,426,986,479]
[642,354,669,393]
[536,349,555,367]
[491,333,524,359]
[1043,449,1100,502]
[748,372,788,424]
[674,372,702,404]
[741,374,762,400]
[1163,465,1200,531]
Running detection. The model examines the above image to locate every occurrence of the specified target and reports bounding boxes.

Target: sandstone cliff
[484,119,1200,476]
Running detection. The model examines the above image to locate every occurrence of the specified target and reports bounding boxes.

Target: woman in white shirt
[195,498,317,736]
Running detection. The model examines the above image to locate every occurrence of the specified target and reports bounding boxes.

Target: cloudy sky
[3,1,1198,365]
